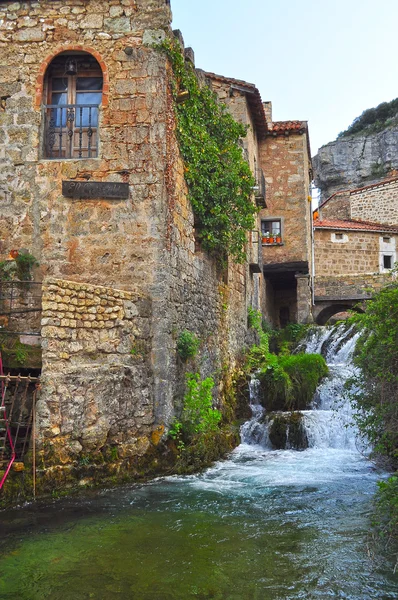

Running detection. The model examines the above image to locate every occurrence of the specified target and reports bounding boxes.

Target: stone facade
[315,169,398,321]
[259,123,313,325]
[315,229,383,276]
[260,132,312,268]
[313,226,398,318]
[204,81,314,326]
[0,0,270,490]
[0,0,319,498]
[319,177,398,226]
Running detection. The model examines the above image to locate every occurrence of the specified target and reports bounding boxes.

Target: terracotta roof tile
[314,218,398,233]
[202,70,268,139]
[270,121,306,134]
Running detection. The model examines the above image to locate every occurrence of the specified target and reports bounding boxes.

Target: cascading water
[241,323,363,453]
[0,324,396,599]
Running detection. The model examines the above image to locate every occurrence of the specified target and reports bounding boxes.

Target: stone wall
[314,273,390,300]
[314,228,382,276]
[350,179,398,225]
[314,228,398,278]
[319,192,350,220]
[38,277,153,465]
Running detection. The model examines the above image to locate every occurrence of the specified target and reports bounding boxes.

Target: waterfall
[241,324,364,452]
[240,376,269,447]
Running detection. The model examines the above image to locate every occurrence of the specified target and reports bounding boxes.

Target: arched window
[43,52,103,159]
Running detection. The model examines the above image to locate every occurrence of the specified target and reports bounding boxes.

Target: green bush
[337,97,398,138]
[170,373,221,448]
[375,476,398,542]
[348,280,398,545]
[349,282,398,462]
[176,330,200,361]
[247,306,262,331]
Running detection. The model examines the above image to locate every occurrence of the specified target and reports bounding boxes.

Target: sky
[170,0,398,156]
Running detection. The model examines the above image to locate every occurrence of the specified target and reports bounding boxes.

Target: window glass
[76,91,102,106]
[76,77,103,91]
[52,78,68,92]
[262,220,281,236]
[383,255,392,269]
[51,92,67,106]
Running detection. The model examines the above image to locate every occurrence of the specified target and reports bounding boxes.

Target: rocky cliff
[313,126,398,203]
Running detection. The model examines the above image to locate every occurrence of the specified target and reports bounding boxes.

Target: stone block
[13,27,45,41]
[104,16,131,33]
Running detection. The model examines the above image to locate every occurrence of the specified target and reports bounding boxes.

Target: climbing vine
[158,38,256,263]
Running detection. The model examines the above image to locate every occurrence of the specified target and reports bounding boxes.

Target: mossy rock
[268,412,308,450]
[258,353,328,412]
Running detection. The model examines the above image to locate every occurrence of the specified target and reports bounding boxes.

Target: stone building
[206,74,313,327]
[0,0,313,491]
[312,177,398,323]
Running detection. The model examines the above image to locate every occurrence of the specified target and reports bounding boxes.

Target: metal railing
[44,103,99,159]
[0,281,42,335]
[254,168,266,207]
[0,374,39,467]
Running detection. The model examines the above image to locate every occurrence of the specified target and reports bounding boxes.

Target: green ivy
[158,38,256,263]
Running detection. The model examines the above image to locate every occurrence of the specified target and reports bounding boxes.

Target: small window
[335,233,343,240]
[43,52,103,159]
[261,219,282,244]
[383,237,391,243]
[383,255,392,269]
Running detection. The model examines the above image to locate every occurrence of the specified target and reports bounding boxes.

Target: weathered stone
[314,127,398,202]
[13,26,45,41]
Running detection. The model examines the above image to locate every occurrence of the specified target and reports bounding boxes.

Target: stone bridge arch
[313,299,365,325]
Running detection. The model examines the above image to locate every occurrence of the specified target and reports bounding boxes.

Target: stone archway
[313,302,365,325]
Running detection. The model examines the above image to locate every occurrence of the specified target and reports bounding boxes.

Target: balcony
[43,104,99,159]
[253,168,266,208]
[248,230,262,273]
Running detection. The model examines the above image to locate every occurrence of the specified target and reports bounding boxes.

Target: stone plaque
[62,180,129,200]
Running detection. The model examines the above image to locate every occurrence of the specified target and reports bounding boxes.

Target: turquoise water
[1,326,397,599]
[0,444,397,599]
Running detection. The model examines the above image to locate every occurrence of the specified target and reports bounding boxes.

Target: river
[0,326,397,599]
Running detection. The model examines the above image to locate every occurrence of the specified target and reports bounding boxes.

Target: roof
[201,71,268,140]
[320,174,398,207]
[314,218,398,233]
[268,121,307,135]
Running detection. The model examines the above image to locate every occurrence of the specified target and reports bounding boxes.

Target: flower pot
[262,236,267,244]
[276,236,281,243]
[266,237,272,244]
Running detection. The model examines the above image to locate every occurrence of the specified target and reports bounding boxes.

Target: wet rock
[268,412,308,450]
